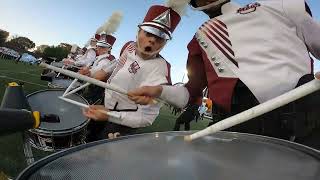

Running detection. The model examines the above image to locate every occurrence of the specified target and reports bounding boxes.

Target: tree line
[0,29,71,61]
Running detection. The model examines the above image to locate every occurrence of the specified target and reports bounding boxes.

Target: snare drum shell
[17,132,320,180]
[26,89,89,151]
[26,129,87,151]
[27,89,88,132]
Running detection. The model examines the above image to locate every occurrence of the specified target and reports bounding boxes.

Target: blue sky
[1,0,319,83]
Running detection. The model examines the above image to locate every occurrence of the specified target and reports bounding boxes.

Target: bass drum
[17,132,320,180]
[26,89,89,151]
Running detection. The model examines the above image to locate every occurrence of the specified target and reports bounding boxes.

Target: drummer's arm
[93,70,109,81]
[74,50,96,67]
[92,60,117,81]
[160,38,207,108]
[282,0,320,59]
[185,37,208,104]
[108,65,170,128]
[299,13,320,59]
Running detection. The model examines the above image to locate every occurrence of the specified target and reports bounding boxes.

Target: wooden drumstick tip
[184,135,192,142]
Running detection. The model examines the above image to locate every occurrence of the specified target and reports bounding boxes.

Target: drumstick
[67,64,81,69]
[184,77,320,141]
[56,65,65,78]
[59,96,121,119]
[63,79,80,96]
[40,62,163,104]
[63,82,91,97]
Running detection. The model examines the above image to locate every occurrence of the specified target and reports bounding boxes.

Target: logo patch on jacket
[128,61,140,74]
[237,2,261,14]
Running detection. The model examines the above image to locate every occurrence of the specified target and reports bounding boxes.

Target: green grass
[0,59,211,178]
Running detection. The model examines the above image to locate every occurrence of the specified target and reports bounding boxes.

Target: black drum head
[17,132,320,180]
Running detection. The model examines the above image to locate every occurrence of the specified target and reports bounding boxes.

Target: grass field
[0,59,211,178]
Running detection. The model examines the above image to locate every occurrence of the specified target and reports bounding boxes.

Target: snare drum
[50,62,64,68]
[26,89,89,151]
[17,132,320,179]
[48,78,82,89]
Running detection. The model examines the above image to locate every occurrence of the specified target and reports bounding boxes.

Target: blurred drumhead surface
[27,90,88,131]
[18,132,320,180]
[50,79,82,89]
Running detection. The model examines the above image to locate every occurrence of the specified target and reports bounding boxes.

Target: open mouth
[144,46,152,52]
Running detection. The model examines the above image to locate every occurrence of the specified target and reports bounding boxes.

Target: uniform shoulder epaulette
[119,41,135,56]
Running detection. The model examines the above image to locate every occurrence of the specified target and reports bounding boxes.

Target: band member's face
[96,46,109,55]
[90,40,97,47]
[137,29,166,55]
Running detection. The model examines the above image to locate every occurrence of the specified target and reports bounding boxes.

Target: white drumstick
[40,63,127,95]
[63,79,80,96]
[59,96,121,119]
[63,82,90,97]
[56,65,65,78]
[40,62,163,104]
[67,64,81,69]
[185,77,320,141]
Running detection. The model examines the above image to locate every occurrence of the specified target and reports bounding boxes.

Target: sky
[1,0,319,83]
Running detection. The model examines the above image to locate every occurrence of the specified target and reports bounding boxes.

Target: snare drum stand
[22,133,35,165]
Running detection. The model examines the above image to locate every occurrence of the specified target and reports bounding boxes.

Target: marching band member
[64,44,80,60]
[78,37,116,79]
[79,37,117,103]
[80,12,122,107]
[63,35,98,67]
[79,11,123,80]
[83,0,190,140]
[81,36,118,141]
[128,0,320,149]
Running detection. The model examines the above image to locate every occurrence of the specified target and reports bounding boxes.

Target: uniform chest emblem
[128,61,140,74]
[237,2,261,14]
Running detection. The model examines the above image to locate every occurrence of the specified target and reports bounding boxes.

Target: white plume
[70,44,78,53]
[96,26,104,34]
[165,0,191,16]
[84,39,91,48]
[103,11,123,34]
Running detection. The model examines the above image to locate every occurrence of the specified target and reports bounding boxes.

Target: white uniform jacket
[105,42,172,128]
[74,47,96,67]
[90,53,116,76]
[161,0,320,111]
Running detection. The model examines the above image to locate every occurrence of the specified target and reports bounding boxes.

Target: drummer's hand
[83,105,109,121]
[315,72,320,80]
[128,85,162,105]
[63,59,74,65]
[63,60,71,65]
[78,67,90,76]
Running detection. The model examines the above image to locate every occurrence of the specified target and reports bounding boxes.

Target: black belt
[110,102,138,112]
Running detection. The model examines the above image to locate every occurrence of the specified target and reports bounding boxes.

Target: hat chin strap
[192,0,228,11]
